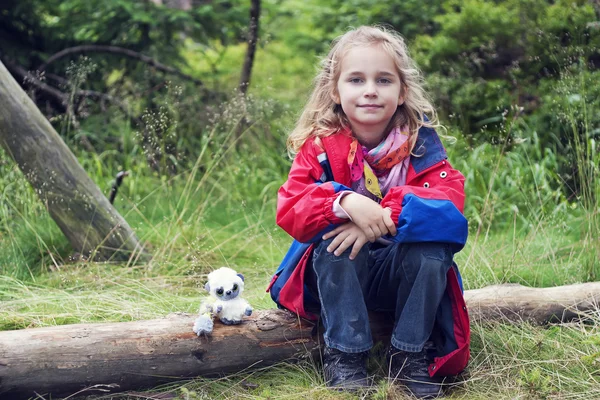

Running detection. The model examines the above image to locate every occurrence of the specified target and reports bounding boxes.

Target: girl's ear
[398,85,408,106]
[330,90,340,105]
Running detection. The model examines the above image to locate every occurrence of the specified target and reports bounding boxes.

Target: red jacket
[270,126,470,377]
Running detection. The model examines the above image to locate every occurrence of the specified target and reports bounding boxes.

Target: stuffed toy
[192,267,253,336]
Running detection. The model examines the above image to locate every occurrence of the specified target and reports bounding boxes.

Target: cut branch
[38,45,203,85]
[1,282,599,398]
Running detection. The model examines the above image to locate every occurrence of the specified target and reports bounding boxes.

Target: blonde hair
[287,25,440,156]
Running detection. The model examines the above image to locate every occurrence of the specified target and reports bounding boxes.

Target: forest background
[1,0,600,398]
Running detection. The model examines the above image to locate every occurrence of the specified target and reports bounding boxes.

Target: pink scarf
[348,127,410,200]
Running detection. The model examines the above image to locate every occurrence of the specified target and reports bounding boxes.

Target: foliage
[302,0,444,41]
[0,0,249,64]
[2,1,600,397]
[414,0,599,139]
[0,0,250,158]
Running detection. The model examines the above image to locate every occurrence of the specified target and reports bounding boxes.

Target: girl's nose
[364,81,377,97]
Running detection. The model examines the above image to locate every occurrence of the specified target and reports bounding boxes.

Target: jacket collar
[321,132,353,186]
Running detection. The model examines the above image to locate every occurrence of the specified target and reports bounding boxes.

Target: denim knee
[389,242,452,351]
[402,242,452,275]
[312,237,370,271]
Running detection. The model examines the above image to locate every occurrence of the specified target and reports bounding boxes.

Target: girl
[268,26,469,399]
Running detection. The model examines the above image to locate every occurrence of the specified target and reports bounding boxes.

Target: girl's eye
[233,284,238,291]
[378,78,392,84]
[349,78,363,84]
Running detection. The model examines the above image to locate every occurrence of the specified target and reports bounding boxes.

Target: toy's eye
[233,284,238,291]
[216,288,224,296]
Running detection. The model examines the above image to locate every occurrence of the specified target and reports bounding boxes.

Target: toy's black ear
[204,282,210,292]
[237,273,245,282]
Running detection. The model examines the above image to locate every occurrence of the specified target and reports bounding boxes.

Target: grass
[2,61,600,400]
[2,137,600,398]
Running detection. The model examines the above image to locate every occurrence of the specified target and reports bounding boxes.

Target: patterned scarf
[348,127,411,200]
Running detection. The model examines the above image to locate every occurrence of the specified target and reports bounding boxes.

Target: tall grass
[1,58,600,399]
[562,69,600,281]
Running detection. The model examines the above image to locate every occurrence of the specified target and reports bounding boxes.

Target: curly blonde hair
[287,25,439,156]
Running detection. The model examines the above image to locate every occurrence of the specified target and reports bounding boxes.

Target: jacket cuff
[332,191,353,220]
[324,195,347,224]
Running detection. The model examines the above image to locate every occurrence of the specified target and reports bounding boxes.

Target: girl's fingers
[371,225,383,240]
[383,209,397,235]
[322,226,342,240]
[363,226,376,242]
[385,220,397,236]
[321,223,370,259]
[349,236,367,260]
[326,231,347,252]
[378,219,391,237]
[334,234,357,256]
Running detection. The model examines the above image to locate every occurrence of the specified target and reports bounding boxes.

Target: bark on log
[0,60,150,262]
[1,282,599,398]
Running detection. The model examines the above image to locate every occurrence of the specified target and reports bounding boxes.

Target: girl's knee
[419,243,452,263]
[402,242,452,274]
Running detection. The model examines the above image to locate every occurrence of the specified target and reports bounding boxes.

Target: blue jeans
[309,238,452,354]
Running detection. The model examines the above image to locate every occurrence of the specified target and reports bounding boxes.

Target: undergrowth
[1,57,600,400]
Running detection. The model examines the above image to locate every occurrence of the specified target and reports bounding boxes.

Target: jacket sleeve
[380,160,468,251]
[276,141,351,243]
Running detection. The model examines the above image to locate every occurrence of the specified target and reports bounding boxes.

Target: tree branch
[38,45,203,85]
[2,58,139,124]
[1,57,68,111]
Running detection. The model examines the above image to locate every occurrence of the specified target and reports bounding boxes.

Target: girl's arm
[380,160,468,252]
[276,141,350,243]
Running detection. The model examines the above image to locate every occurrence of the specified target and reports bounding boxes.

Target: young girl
[268,26,469,399]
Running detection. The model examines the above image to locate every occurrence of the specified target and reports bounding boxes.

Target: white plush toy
[192,267,253,336]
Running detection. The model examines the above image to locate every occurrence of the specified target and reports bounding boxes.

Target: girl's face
[332,45,404,148]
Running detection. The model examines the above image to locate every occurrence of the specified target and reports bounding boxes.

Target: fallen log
[464,282,600,322]
[1,282,599,398]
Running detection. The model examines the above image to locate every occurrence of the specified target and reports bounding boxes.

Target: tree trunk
[1,282,599,398]
[239,0,261,94]
[0,60,149,262]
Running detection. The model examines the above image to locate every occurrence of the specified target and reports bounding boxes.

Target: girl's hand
[322,222,369,260]
[340,193,397,241]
